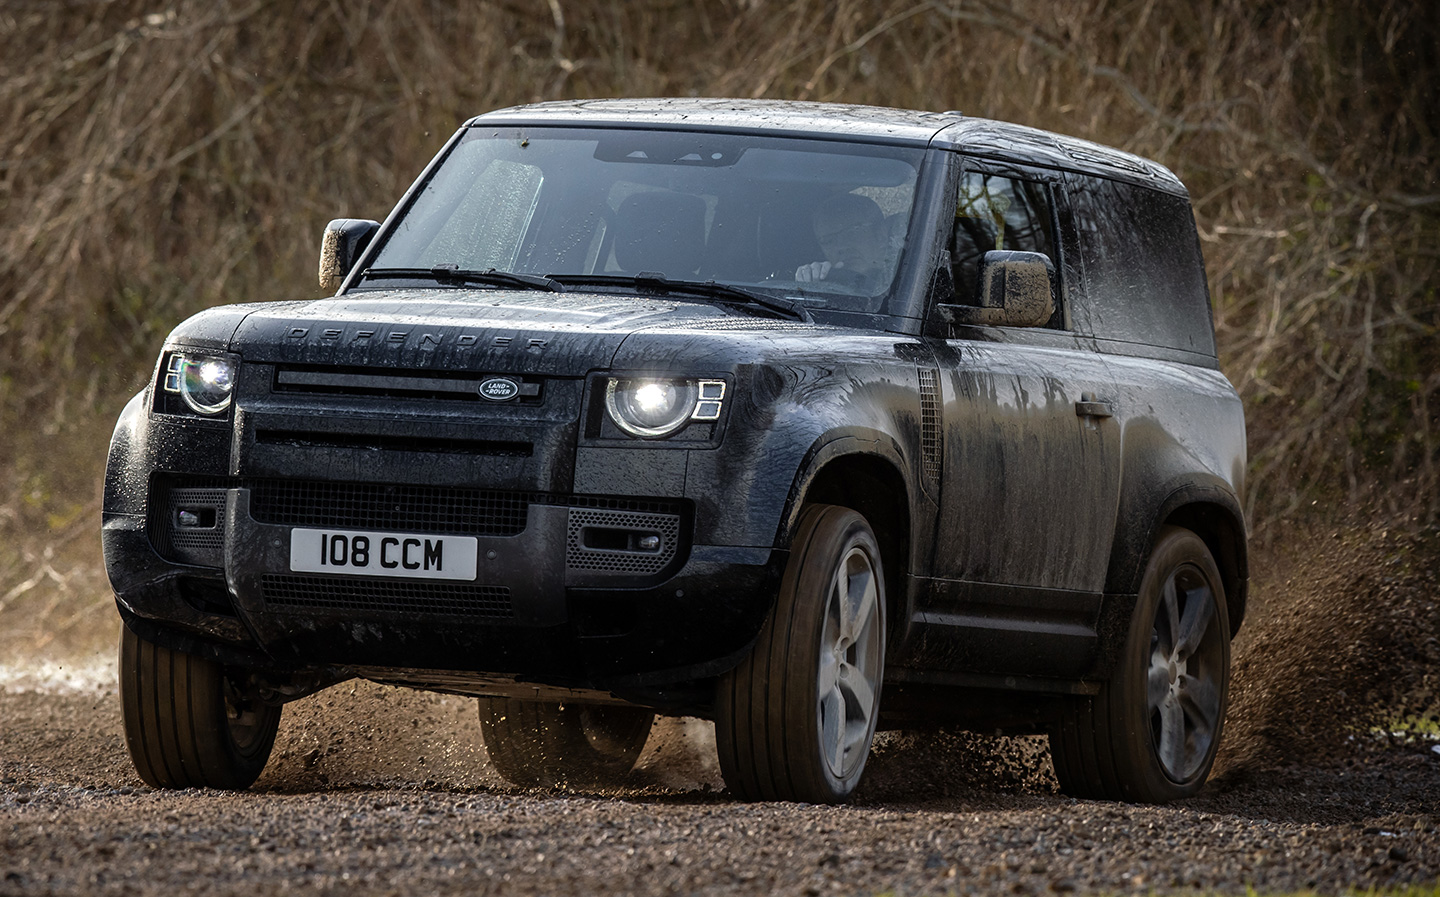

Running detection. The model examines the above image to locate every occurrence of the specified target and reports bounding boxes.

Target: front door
[905,161,1123,678]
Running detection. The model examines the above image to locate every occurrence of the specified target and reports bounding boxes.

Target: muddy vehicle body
[104,99,1246,803]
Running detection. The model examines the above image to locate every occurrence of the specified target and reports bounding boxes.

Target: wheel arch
[779,433,914,650]
[1162,499,1248,634]
[1106,481,1249,635]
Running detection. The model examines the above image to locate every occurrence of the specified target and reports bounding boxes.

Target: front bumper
[104,480,785,689]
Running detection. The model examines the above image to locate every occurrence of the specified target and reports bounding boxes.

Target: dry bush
[0,0,1435,649]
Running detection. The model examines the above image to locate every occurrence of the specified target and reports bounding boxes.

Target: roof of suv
[469,98,1186,195]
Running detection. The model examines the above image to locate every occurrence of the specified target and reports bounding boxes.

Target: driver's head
[812,193,887,274]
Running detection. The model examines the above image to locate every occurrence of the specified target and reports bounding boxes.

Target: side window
[1067,175,1216,356]
[950,171,1059,320]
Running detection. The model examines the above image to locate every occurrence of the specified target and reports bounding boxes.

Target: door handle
[1075,393,1114,419]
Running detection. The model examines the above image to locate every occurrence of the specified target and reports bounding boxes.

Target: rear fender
[1105,479,1248,634]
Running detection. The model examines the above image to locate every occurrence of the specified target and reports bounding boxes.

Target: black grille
[566,495,684,515]
[917,367,942,483]
[272,367,544,404]
[152,474,686,544]
[248,480,534,536]
[149,484,228,567]
[566,508,681,574]
[261,574,513,619]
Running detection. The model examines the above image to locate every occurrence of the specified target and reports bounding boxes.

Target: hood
[221,288,772,377]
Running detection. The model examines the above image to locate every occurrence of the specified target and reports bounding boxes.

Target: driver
[795,192,892,293]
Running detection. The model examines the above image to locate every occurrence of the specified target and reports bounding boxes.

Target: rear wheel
[715,504,886,803]
[477,698,654,788]
[1050,525,1230,802]
[119,624,281,790]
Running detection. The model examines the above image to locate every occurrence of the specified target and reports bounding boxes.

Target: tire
[119,624,281,790]
[477,698,654,788]
[715,504,886,803]
[1050,525,1231,803]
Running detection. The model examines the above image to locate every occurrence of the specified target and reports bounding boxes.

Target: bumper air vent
[566,508,682,575]
[261,574,514,620]
[148,483,228,567]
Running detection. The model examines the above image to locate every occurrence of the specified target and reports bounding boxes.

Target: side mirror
[318,218,380,292]
[937,250,1056,328]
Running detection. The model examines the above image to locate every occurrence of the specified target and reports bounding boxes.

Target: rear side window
[1067,176,1215,356]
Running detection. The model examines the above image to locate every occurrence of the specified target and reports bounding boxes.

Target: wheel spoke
[831,564,851,631]
[1146,658,1171,710]
[1157,695,1186,776]
[820,685,845,773]
[1176,672,1220,735]
[818,650,840,693]
[848,565,878,645]
[838,662,875,722]
[1158,575,1181,654]
[838,663,876,767]
[1175,583,1214,658]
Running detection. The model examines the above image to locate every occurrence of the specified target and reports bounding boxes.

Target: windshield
[368,127,925,316]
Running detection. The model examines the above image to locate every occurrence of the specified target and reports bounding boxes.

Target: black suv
[104,99,1247,804]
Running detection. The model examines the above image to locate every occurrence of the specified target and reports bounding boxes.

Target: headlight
[163,352,237,415]
[604,377,726,438]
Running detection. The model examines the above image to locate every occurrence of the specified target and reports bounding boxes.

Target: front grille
[248,480,535,536]
[149,475,689,580]
[254,429,533,457]
[273,366,544,404]
[261,574,514,619]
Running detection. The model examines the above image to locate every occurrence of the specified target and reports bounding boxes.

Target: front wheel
[477,698,654,788]
[119,624,281,790]
[715,504,886,803]
[1050,525,1231,802]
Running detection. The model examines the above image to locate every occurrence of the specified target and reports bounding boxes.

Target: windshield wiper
[549,273,807,321]
[361,266,566,293]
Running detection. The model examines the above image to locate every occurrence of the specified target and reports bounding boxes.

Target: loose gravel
[2,686,1438,897]
[2,524,1436,896]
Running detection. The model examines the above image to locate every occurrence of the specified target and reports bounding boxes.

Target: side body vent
[917,367,943,484]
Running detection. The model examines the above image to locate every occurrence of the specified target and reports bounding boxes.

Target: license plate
[289,528,478,581]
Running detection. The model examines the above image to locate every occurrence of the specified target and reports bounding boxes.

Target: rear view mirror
[938,250,1056,328]
[318,218,380,292]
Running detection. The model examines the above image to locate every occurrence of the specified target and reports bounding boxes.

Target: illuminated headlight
[163,352,237,415]
[604,377,726,438]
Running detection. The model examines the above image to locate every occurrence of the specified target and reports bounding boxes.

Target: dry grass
[0,0,1435,655]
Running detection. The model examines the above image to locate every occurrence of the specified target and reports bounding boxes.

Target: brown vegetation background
[1,0,1436,673]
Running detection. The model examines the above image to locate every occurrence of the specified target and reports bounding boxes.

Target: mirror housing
[318,218,380,293]
[937,250,1056,328]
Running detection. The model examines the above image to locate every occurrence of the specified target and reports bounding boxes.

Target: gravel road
[3,525,1437,896]
[2,678,1437,897]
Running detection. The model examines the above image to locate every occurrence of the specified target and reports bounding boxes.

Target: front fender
[682,356,921,549]
[103,390,149,518]
[777,429,907,545]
